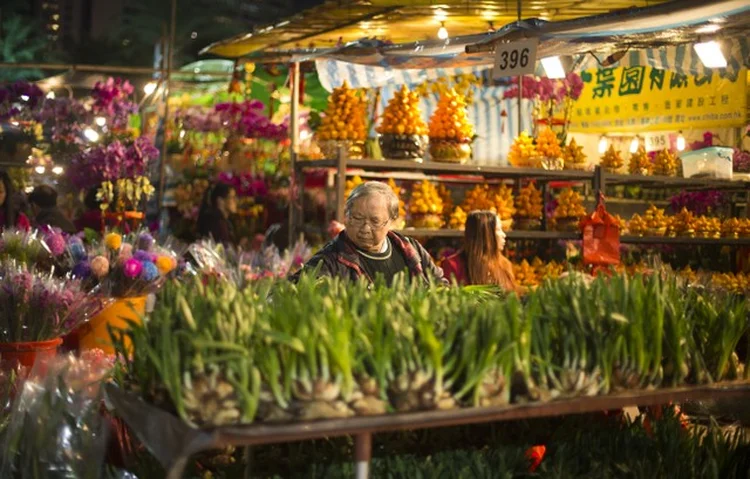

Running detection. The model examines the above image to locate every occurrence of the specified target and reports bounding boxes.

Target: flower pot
[429,141,472,164]
[410,214,444,229]
[515,218,541,231]
[319,139,365,160]
[540,156,564,171]
[555,217,581,232]
[0,337,62,371]
[77,296,147,355]
[378,134,428,161]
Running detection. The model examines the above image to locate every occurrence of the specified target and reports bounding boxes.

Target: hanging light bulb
[83,127,100,142]
[676,131,686,151]
[630,136,640,154]
[598,135,609,154]
[52,165,64,175]
[95,116,106,127]
[143,82,157,95]
[437,22,448,40]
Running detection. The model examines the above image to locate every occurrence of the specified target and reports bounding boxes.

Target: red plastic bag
[581,197,620,266]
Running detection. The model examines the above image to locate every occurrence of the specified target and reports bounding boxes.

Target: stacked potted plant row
[114,271,749,428]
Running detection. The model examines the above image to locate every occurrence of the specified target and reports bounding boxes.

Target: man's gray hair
[345,181,400,220]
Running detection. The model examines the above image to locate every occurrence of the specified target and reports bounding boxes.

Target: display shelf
[396,229,581,240]
[604,172,749,190]
[299,158,595,181]
[107,382,750,479]
[620,236,750,246]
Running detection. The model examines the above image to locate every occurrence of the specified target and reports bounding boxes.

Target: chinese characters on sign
[571,66,747,133]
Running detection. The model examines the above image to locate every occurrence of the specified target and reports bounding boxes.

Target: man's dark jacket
[291,230,447,284]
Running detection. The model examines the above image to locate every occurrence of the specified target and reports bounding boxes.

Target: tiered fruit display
[377,86,429,160]
[536,128,563,170]
[492,185,516,225]
[721,218,750,238]
[600,145,624,173]
[387,178,407,228]
[628,205,668,236]
[448,206,468,230]
[316,82,367,158]
[508,132,539,167]
[672,208,696,237]
[409,180,444,229]
[628,146,652,175]
[693,216,721,238]
[653,148,680,176]
[513,260,539,288]
[531,257,565,281]
[712,272,750,294]
[344,175,364,199]
[428,89,474,163]
[462,184,495,212]
[437,184,454,223]
[553,188,586,231]
[515,183,543,230]
[515,183,543,219]
[563,138,587,170]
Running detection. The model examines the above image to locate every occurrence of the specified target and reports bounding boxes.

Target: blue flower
[70,242,86,262]
[140,261,159,282]
[72,261,91,279]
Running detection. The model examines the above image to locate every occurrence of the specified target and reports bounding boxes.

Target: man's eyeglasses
[347,215,390,230]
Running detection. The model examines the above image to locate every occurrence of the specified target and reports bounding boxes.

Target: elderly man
[293,181,447,285]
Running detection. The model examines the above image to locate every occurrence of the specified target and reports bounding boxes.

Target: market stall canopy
[306,0,750,91]
[316,0,750,70]
[201,0,670,58]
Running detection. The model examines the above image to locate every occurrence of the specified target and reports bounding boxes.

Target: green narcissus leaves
[112,269,749,428]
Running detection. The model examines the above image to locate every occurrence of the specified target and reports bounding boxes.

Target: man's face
[345,194,392,253]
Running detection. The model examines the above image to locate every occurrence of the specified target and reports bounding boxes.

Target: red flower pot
[0,337,62,371]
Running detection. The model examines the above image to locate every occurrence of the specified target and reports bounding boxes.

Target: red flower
[525,445,546,472]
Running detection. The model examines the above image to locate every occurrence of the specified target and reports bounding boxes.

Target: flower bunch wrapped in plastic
[0,351,113,479]
[90,77,138,130]
[70,231,178,298]
[0,263,105,343]
[214,100,289,140]
[239,238,312,281]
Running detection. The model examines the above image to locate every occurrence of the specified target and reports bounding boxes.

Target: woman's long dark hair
[0,171,18,228]
[464,210,517,292]
[197,182,233,235]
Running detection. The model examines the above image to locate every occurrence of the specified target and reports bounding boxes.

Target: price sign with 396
[492,38,539,79]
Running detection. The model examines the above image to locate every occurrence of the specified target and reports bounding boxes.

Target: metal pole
[516,0,523,135]
[354,432,372,479]
[288,62,301,246]
[156,0,177,222]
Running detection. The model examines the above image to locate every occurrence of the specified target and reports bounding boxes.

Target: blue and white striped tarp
[571,37,750,78]
[315,60,493,92]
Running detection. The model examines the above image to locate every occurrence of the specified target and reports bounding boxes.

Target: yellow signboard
[569,66,747,133]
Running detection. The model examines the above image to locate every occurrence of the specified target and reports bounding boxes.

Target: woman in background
[441,210,522,294]
[0,171,30,231]
[197,182,238,245]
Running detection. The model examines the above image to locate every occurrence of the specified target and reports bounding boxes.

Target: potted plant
[68,231,178,354]
[0,263,102,370]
